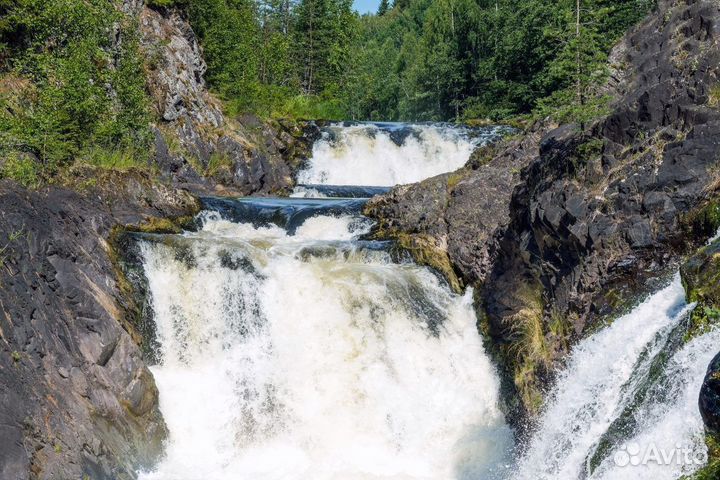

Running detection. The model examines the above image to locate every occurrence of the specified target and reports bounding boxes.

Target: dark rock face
[367,0,720,421]
[700,352,720,436]
[365,127,544,287]
[0,171,198,480]
[485,0,720,415]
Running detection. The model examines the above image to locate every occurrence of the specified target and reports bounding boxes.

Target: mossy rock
[681,238,720,340]
[683,200,720,242]
[394,233,462,294]
[126,215,196,235]
[684,433,720,479]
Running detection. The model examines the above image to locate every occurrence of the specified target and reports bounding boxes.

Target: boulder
[700,352,720,436]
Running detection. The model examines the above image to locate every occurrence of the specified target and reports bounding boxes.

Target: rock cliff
[134,2,314,195]
[0,169,198,480]
[366,0,720,422]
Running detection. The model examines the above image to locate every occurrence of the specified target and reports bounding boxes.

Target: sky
[353,0,381,15]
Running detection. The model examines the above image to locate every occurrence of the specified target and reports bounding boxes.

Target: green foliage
[147,0,184,7]
[377,0,390,16]
[0,0,152,172]
[1,153,39,187]
[686,305,720,342]
[339,0,653,121]
[77,146,149,171]
[146,0,654,123]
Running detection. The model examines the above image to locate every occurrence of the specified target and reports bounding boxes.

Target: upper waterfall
[296,122,506,187]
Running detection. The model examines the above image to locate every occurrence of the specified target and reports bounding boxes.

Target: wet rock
[0,172,197,479]
[700,352,720,435]
[365,125,544,285]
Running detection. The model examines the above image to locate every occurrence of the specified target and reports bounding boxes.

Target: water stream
[136,122,716,480]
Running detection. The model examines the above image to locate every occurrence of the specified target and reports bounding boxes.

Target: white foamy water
[591,328,719,479]
[297,123,499,186]
[512,274,716,479]
[138,214,512,480]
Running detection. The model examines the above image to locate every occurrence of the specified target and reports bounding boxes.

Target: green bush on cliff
[1,153,39,187]
[0,0,151,173]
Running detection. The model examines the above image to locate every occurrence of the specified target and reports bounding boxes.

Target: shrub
[1,153,40,188]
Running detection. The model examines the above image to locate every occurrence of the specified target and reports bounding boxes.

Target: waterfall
[296,122,506,187]
[137,196,512,479]
[135,121,717,480]
[511,275,717,479]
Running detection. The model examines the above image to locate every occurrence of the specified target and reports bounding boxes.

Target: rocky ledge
[0,168,198,480]
[366,0,720,423]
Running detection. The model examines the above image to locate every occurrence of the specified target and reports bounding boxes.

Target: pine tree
[377,0,390,16]
[295,0,356,95]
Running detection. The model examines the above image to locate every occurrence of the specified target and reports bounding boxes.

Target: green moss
[394,233,462,294]
[685,434,720,479]
[708,84,720,108]
[127,217,184,235]
[147,0,184,7]
[685,305,720,342]
[446,172,465,191]
[681,238,720,341]
[10,351,20,362]
[683,200,720,241]
[504,279,554,416]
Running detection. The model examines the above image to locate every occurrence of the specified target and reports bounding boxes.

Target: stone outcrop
[365,126,545,288]
[0,169,199,480]
[137,3,315,195]
[366,0,720,422]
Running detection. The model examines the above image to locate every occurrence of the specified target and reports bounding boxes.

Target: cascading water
[135,121,717,480]
[296,122,506,187]
[137,211,512,480]
[135,123,513,480]
[511,275,717,479]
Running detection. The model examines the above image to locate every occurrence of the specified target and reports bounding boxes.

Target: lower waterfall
[134,201,720,480]
[511,275,717,479]
[137,207,512,480]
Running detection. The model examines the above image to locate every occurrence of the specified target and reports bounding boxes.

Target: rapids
[135,122,717,480]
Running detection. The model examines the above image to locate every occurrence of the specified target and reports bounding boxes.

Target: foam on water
[138,213,512,480]
[296,123,500,186]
